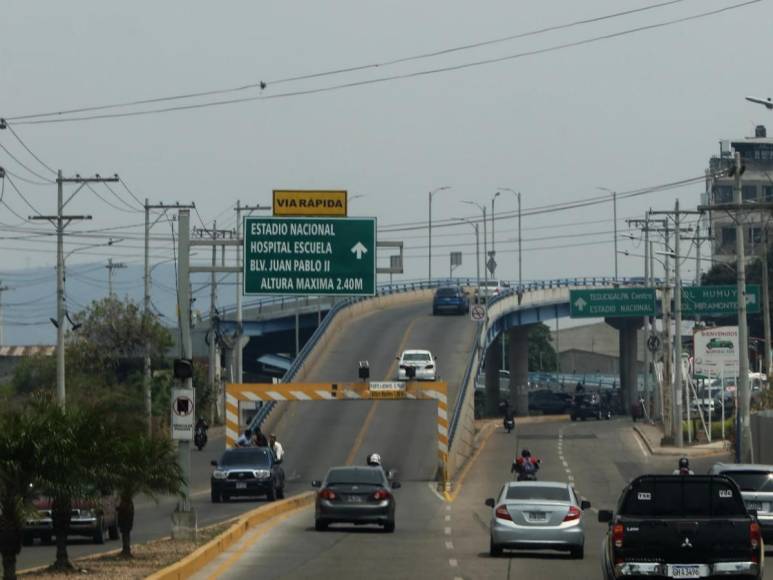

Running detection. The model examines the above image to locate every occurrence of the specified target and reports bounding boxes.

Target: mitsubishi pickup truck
[598,475,763,579]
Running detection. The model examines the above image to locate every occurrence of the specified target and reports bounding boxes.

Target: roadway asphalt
[192,418,772,580]
[17,297,477,571]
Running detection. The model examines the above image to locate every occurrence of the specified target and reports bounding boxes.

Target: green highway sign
[682,284,761,317]
[570,288,656,318]
[244,217,376,296]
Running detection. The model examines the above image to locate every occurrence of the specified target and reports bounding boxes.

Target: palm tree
[109,434,184,557]
[0,408,41,580]
[32,399,117,571]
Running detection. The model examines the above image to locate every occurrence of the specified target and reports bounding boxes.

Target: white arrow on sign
[746,294,757,305]
[351,242,368,260]
[574,297,588,311]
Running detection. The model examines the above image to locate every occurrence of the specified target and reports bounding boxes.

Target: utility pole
[144,201,195,434]
[518,193,523,291]
[733,151,752,463]
[614,192,619,282]
[234,202,271,385]
[760,218,771,377]
[176,209,193,513]
[30,171,118,408]
[105,258,127,296]
[0,282,9,347]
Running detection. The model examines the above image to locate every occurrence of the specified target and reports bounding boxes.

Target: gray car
[312,466,400,532]
[708,462,773,541]
[485,481,590,558]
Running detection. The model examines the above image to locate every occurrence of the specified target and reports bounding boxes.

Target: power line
[0,141,55,182]
[85,183,141,214]
[4,174,44,217]
[7,1,758,125]
[2,122,56,174]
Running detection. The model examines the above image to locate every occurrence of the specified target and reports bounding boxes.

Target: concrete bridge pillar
[508,326,530,417]
[484,335,502,416]
[605,317,643,415]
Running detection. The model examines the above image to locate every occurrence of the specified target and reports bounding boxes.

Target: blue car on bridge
[432,286,469,315]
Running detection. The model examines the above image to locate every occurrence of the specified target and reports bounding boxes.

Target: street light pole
[673,199,684,448]
[491,192,500,278]
[598,187,618,282]
[428,186,450,283]
[456,218,480,291]
[497,188,523,289]
[464,201,488,294]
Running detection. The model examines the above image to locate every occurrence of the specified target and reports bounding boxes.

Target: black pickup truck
[599,475,763,579]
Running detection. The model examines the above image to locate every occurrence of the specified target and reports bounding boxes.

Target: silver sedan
[485,481,590,558]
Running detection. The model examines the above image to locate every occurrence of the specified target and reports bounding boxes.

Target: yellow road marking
[343,317,418,465]
[443,421,498,502]
[206,503,309,580]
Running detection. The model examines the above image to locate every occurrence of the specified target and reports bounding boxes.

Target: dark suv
[211,447,285,502]
[528,390,571,415]
[23,490,119,545]
[432,286,469,315]
[570,393,611,421]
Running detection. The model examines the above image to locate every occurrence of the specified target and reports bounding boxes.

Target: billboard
[693,326,739,378]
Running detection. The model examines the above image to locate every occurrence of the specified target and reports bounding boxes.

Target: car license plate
[347,495,364,503]
[527,511,547,522]
[746,501,767,512]
[235,482,247,489]
[667,564,702,578]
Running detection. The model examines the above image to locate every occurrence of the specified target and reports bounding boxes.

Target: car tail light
[372,489,392,501]
[319,488,336,501]
[563,506,581,522]
[494,505,512,521]
[612,523,625,549]
[750,522,761,562]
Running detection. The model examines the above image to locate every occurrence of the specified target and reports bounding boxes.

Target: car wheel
[211,489,222,503]
[383,520,395,533]
[222,494,230,503]
[315,519,328,531]
[108,521,119,541]
[266,484,277,502]
[22,533,33,546]
[570,545,584,559]
[489,537,503,557]
[92,518,106,544]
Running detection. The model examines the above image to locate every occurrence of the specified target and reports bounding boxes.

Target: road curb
[146,492,314,580]
[632,425,729,458]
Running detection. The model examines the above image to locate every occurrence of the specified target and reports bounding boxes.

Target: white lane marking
[427,482,447,502]
[568,475,575,482]
[445,540,454,550]
[445,515,451,522]
[444,526,452,535]
[446,505,452,512]
[634,430,649,457]
[449,559,459,567]
[562,460,568,468]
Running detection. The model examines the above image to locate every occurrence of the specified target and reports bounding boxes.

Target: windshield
[621,478,746,517]
[506,486,569,502]
[403,352,431,362]
[326,468,385,485]
[436,288,458,297]
[720,471,773,493]
[220,449,271,467]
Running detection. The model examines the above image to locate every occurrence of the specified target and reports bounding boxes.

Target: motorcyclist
[673,456,694,476]
[235,429,253,447]
[511,449,540,481]
[367,452,396,481]
[195,416,209,433]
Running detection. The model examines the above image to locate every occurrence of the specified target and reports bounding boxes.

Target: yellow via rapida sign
[272,190,347,217]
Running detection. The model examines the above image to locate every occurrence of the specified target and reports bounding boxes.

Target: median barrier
[146,492,315,580]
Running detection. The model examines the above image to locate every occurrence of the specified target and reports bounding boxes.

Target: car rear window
[506,486,570,502]
[436,288,458,297]
[326,468,384,485]
[720,471,773,493]
[220,449,271,467]
[620,478,746,517]
[404,352,431,362]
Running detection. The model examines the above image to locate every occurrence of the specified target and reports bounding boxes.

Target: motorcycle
[194,426,208,451]
[503,417,514,433]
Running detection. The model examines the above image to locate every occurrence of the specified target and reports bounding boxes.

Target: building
[706,125,773,264]
[552,322,645,375]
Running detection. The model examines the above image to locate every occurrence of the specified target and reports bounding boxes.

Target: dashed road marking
[446,505,452,511]
[449,559,459,567]
[445,514,451,522]
[445,540,454,550]
[444,526,452,535]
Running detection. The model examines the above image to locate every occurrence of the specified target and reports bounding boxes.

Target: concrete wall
[446,341,480,480]
[751,410,773,465]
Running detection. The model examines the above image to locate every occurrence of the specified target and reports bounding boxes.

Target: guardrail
[447,322,483,447]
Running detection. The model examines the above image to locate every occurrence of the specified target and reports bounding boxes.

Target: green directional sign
[570,288,656,318]
[682,284,761,317]
[244,217,376,296]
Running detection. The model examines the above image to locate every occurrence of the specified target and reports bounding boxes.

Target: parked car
[528,390,571,415]
[312,466,400,532]
[432,286,469,315]
[570,393,611,421]
[708,463,773,542]
[598,475,762,579]
[396,349,437,381]
[210,447,285,502]
[23,489,119,545]
[486,481,590,558]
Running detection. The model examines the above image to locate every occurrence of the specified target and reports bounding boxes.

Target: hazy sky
[1,0,772,321]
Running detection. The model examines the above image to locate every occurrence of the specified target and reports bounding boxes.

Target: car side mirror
[485,498,496,508]
[210,460,218,467]
[581,500,591,510]
[391,481,401,489]
[311,480,322,488]
[598,510,613,523]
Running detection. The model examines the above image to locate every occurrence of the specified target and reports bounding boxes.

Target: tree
[528,323,558,371]
[0,409,39,580]
[32,398,118,571]
[110,434,183,557]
